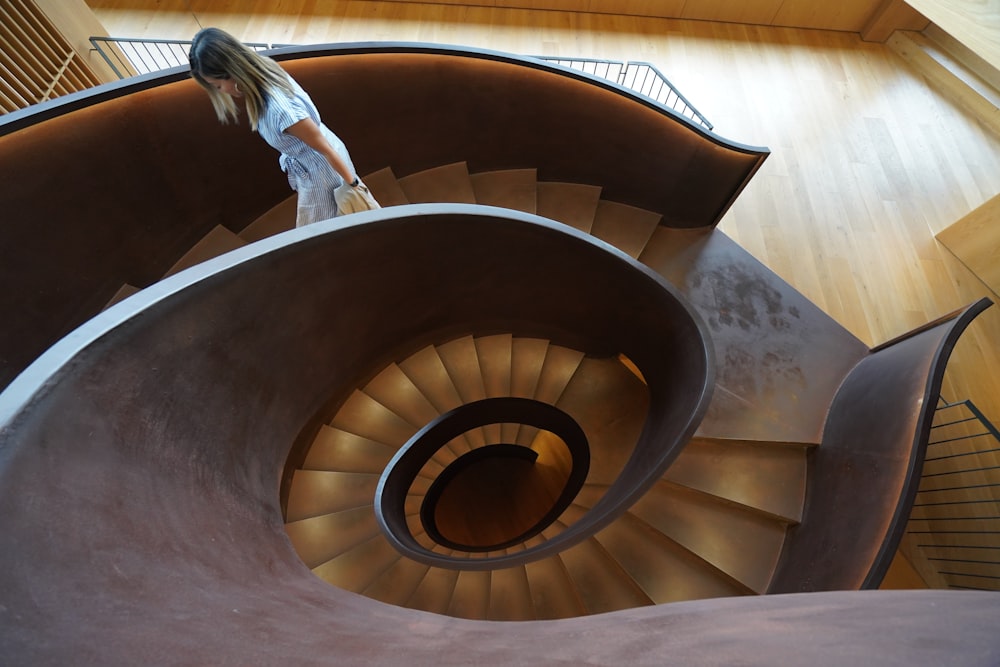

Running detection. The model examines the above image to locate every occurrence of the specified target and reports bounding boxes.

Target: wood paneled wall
[906,0,1000,71]
[0,0,115,113]
[375,0,926,33]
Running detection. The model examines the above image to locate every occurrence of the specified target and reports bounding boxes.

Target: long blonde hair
[188,27,294,131]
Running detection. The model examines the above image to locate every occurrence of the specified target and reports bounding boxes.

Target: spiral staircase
[241,162,807,619]
[1,43,998,665]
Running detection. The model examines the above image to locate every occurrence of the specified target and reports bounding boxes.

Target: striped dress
[256,76,356,227]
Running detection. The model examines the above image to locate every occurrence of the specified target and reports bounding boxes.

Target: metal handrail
[536,56,713,129]
[906,397,1000,591]
[89,36,282,79]
[89,36,712,129]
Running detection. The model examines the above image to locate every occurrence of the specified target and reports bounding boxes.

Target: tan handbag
[334,180,382,216]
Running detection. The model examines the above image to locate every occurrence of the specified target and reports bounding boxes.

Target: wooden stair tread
[594,512,750,603]
[397,162,476,204]
[524,556,587,619]
[239,194,296,243]
[163,224,246,278]
[559,537,654,614]
[510,337,553,446]
[362,166,410,207]
[302,426,398,473]
[555,356,649,487]
[405,566,460,614]
[663,436,809,522]
[363,363,443,431]
[398,344,480,452]
[475,334,515,443]
[531,344,585,406]
[589,200,663,259]
[285,470,380,522]
[436,335,495,444]
[629,481,788,593]
[284,506,381,568]
[330,389,421,448]
[470,168,538,213]
[103,283,140,310]
[362,557,429,606]
[448,570,492,620]
[536,181,602,232]
[311,534,401,593]
[487,566,536,621]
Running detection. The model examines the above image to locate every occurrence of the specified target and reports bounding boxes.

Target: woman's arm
[284,117,358,185]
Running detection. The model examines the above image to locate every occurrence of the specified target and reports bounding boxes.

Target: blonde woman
[189,27,376,226]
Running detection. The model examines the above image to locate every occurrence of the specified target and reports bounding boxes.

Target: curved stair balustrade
[378,397,593,560]
[0,204,711,648]
[270,43,764,224]
[0,42,767,393]
[769,297,994,593]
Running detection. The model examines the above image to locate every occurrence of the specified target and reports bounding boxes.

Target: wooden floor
[87,0,1000,423]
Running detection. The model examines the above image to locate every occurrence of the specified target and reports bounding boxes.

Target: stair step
[284,506,380,568]
[470,168,538,213]
[532,344,585,405]
[404,480,428,518]
[362,556,429,606]
[555,356,649,486]
[524,555,587,619]
[103,283,140,310]
[536,181,602,232]
[663,437,809,522]
[406,566,461,614]
[239,194,296,242]
[509,337,549,399]
[636,225,713,286]
[560,537,654,614]
[435,336,495,444]
[397,162,476,204]
[398,344,481,451]
[329,390,421,449]
[629,481,788,593]
[590,200,662,259]
[510,337,552,446]
[362,166,410,207]
[448,570,492,620]
[302,426,398,472]
[285,470,380,522]
[475,334,516,443]
[163,224,246,278]
[311,534,402,593]
[514,344,586,453]
[475,334,514,399]
[594,512,750,603]
[487,565,535,621]
[363,363,447,433]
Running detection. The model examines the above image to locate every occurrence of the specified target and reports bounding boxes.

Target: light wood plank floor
[88,0,1000,425]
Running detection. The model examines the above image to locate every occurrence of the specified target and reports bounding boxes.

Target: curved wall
[1,205,996,665]
[0,206,708,662]
[0,43,767,391]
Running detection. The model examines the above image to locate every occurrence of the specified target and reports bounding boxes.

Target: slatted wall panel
[0,0,102,113]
